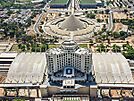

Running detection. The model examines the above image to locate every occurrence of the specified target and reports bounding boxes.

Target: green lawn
[10,44,21,52]
[13,99,25,101]
[80,0,96,4]
[16,0,31,2]
[50,0,68,4]
[48,44,88,49]
[79,44,88,48]
[48,44,59,49]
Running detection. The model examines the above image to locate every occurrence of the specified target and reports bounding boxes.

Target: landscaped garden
[50,0,68,4]
[80,0,96,4]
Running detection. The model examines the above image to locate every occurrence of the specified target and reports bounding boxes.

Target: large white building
[46,39,92,83]
[46,39,92,74]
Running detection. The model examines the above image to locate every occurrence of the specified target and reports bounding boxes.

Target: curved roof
[60,39,79,50]
[92,53,134,84]
[6,53,47,84]
[60,15,85,31]
[62,39,77,46]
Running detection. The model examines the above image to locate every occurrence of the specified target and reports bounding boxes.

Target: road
[33,12,44,35]
[75,0,80,10]
[33,0,134,38]
[33,0,51,35]
[107,10,114,31]
[67,0,75,14]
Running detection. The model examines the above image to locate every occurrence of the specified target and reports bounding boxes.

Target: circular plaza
[42,14,99,41]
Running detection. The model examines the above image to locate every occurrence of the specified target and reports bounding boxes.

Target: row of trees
[86,13,96,19]
[14,98,25,101]
[96,43,134,60]
[121,19,134,31]
[112,31,128,39]
[96,44,121,52]
[18,43,48,52]
[122,44,134,60]
[94,30,128,43]
[84,10,110,15]
[17,35,58,52]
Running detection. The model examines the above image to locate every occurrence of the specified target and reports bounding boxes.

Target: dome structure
[60,39,79,51]
[60,15,85,31]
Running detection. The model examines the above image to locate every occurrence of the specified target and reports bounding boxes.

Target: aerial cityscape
[0,0,134,101]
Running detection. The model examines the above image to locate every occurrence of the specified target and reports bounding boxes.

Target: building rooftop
[47,40,90,54]
[0,52,18,58]
[63,79,75,87]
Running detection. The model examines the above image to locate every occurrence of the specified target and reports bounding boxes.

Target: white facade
[46,39,92,74]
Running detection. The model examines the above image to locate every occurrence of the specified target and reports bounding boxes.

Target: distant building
[49,0,70,8]
[79,0,104,9]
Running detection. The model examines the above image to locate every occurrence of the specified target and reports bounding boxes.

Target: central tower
[46,39,92,81]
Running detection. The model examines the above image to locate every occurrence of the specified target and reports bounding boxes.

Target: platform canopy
[92,53,134,84]
[6,53,47,84]
[60,15,85,31]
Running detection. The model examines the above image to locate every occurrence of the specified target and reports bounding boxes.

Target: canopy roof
[6,53,47,84]
[92,53,134,84]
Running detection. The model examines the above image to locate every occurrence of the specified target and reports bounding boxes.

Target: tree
[96,44,106,52]
[86,13,96,19]
[94,10,97,14]
[85,11,88,14]
[119,31,127,37]
[58,13,62,16]
[65,12,68,16]
[97,19,101,22]
[105,19,108,24]
[20,44,26,52]
[124,9,128,14]
[112,44,121,52]
[40,44,46,52]
[112,32,120,38]
[105,9,110,14]
[14,98,25,101]
[123,49,134,60]
[7,10,13,16]
[122,44,134,59]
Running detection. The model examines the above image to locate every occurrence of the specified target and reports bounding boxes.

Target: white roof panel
[6,53,47,84]
[0,52,18,58]
[92,53,134,84]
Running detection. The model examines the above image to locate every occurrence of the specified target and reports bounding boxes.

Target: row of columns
[99,88,134,98]
[3,87,40,98]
